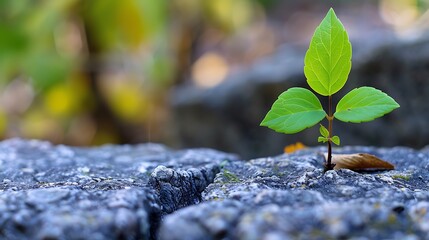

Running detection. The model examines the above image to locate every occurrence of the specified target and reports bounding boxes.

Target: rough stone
[2,138,429,239]
[0,138,237,240]
[159,146,429,240]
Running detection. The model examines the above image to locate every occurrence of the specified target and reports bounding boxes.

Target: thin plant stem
[325,95,335,171]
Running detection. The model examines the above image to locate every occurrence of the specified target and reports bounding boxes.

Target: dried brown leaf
[324,153,395,170]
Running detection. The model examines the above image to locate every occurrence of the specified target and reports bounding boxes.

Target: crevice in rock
[149,164,220,215]
[147,163,223,238]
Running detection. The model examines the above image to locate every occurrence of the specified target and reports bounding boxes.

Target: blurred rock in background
[0,0,428,158]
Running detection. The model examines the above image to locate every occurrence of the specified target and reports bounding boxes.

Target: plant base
[324,162,336,172]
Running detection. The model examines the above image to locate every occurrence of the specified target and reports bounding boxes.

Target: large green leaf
[304,8,352,96]
[334,87,400,123]
[260,87,326,134]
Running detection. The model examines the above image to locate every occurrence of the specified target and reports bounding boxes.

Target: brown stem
[324,95,336,172]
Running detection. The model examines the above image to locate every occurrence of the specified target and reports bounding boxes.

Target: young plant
[260,8,399,171]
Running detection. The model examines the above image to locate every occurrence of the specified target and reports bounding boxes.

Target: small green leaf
[318,136,328,143]
[319,124,329,138]
[260,87,326,134]
[304,8,352,96]
[334,87,400,123]
[331,136,340,145]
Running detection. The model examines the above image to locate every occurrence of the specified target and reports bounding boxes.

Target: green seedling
[260,8,399,171]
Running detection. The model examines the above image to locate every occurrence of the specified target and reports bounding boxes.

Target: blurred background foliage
[0,0,428,147]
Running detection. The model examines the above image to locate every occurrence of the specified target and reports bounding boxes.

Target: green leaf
[334,87,400,123]
[318,136,328,143]
[319,124,329,138]
[260,87,326,134]
[304,8,352,96]
[332,135,340,145]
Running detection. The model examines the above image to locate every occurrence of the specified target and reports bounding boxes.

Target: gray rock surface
[2,138,428,239]
[159,146,429,240]
[0,139,237,240]
[170,33,429,158]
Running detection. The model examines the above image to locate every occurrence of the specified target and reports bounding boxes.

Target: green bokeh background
[0,0,426,146]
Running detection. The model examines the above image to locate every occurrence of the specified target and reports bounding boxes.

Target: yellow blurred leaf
[112,87,147,121]
[44,84,75,117]
[43,77,89,118]
[117,0,145,48]
[100,75,148,122]
[0,109,8,136]
[84,0,167,50]
[205,0,254,31]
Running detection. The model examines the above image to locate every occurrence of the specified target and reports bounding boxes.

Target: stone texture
[0,139,237,240]
[170,33,429,158]
[2,138,429,239]
[159,146,429,240]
